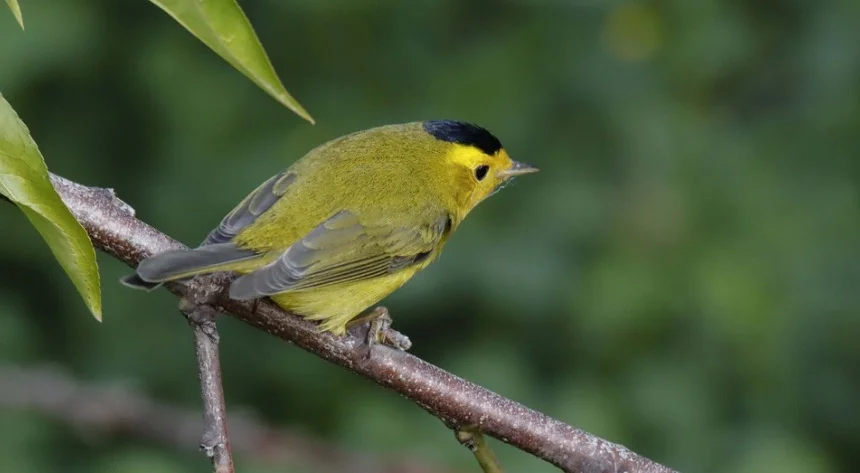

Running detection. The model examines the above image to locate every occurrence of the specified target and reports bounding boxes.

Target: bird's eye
[474,164,490,181]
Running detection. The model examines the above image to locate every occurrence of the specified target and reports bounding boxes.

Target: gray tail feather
[121,243,258,289]
[120,273,164,291]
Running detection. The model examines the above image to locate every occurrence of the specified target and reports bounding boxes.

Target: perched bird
[122,121,538,336]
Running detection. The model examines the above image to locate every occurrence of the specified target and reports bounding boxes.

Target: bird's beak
[500,160,540,178]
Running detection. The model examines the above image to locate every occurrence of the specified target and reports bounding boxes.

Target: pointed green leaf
[0,94,101,320]
[149,0,314,123]
[4,0,23,29]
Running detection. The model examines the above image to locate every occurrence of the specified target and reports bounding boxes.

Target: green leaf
[148,0,314,123]
[0,94,101,320]
[4,0,23,29]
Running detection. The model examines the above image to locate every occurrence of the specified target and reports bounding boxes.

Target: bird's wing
[228,210,451,299]
[201,170,297,246]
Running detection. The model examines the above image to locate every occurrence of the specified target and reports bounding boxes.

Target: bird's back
[233,122,456,253]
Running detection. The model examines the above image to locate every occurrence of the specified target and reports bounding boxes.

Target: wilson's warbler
[123,121,538,335]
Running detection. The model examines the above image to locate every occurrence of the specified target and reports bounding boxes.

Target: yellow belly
[269,267,420,335]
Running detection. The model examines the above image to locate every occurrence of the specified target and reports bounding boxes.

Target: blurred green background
[2,1,859,472]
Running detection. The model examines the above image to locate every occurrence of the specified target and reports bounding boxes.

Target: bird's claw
[348,306,412,359]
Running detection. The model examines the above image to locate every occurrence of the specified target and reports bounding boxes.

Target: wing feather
[202,170,297,245]
[229,210,451,300]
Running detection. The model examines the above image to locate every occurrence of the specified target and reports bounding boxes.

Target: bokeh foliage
[1,1,858,473]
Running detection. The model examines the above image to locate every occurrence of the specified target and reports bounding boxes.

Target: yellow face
[446,143,539,217]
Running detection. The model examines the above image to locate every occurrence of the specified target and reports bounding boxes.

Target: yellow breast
[269,266,421,335]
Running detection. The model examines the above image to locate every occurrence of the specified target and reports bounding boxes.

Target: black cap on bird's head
[423,120,503,156]
[423,120,538,204]
[423,120,538,176]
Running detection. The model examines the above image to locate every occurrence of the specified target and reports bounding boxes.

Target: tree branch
[0,362,452,473]
[182,301,234,473]
[46,173,678,473]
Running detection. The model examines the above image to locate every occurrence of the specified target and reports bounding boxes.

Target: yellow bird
[123,121,538,335]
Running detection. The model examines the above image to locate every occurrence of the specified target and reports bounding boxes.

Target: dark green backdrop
[1,1,858,472]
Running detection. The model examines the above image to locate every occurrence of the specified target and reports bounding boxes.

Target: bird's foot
[347,306,412,358]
